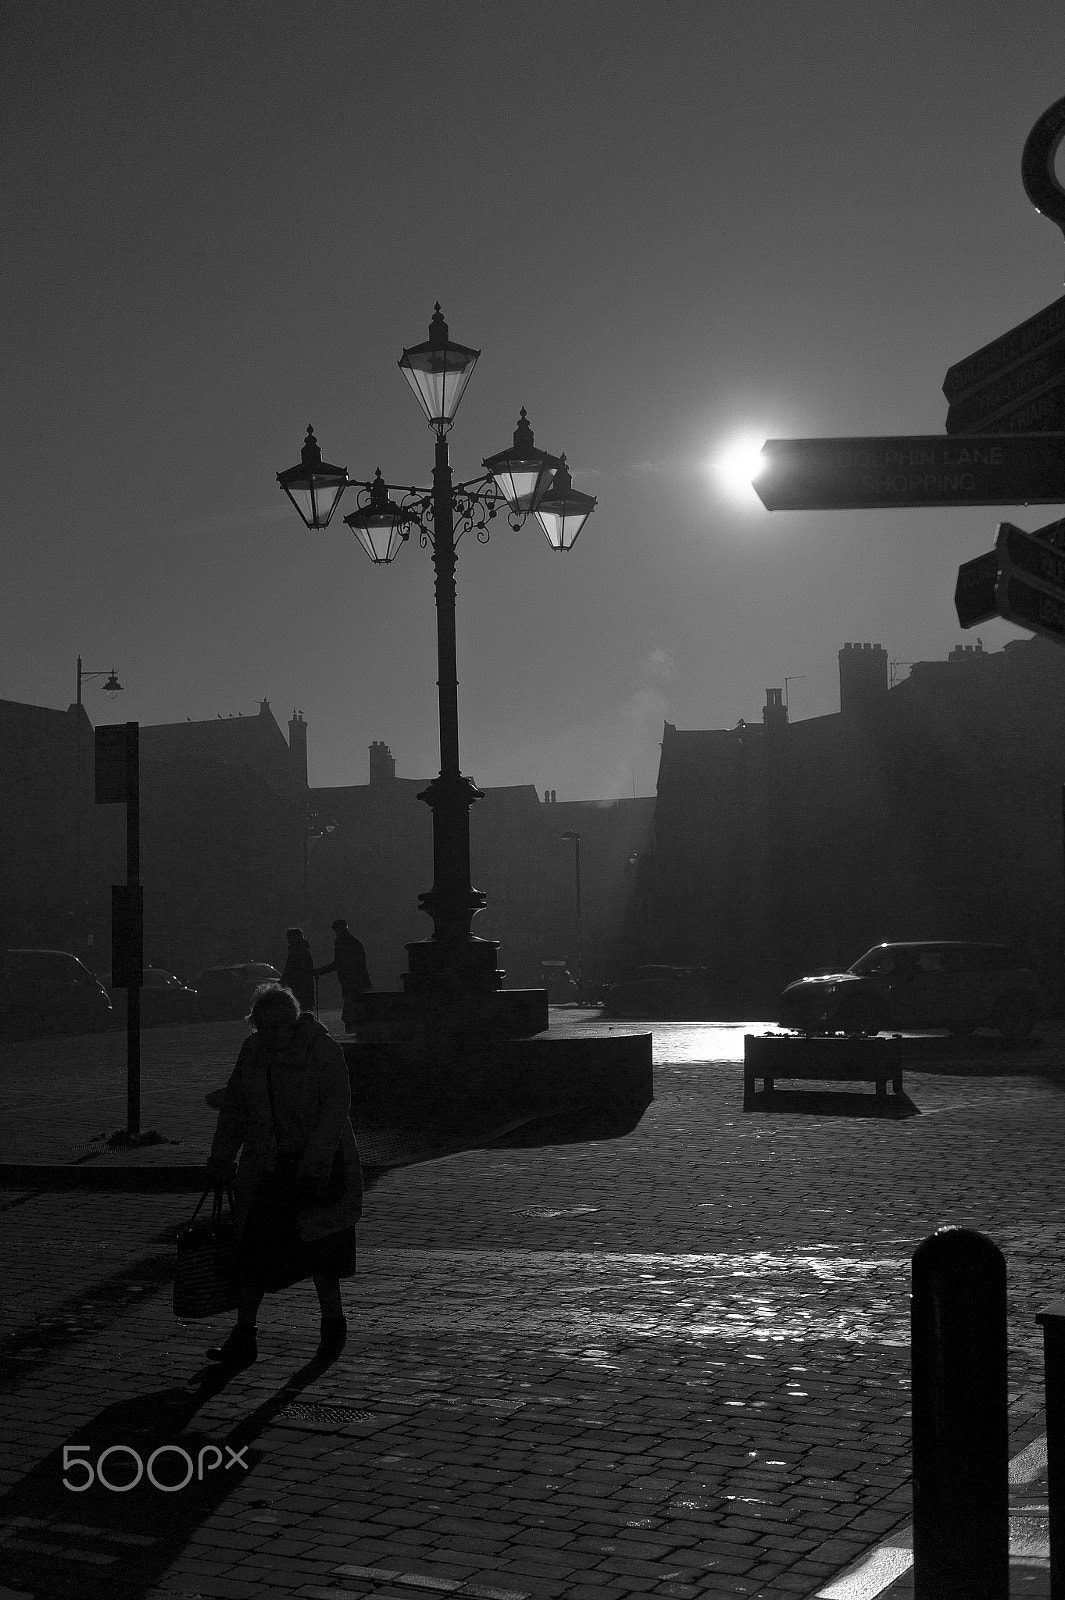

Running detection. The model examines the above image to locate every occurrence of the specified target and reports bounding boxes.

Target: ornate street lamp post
[276,305,596,1038]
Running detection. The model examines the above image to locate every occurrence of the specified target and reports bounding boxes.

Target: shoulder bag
[173,1182,239,1319]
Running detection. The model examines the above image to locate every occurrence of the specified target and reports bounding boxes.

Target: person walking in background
[315,917,372,1033]
[204,982,362,1368]
[280,926,316,1013]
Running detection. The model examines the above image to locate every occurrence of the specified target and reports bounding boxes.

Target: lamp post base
[402,932,504,995]
[354,986,549,1044]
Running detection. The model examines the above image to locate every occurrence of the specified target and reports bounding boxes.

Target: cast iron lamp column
[276,305,597,1017]
[406,424,499,998]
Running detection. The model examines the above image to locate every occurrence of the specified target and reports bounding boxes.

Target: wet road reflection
[353,1245,911,1346]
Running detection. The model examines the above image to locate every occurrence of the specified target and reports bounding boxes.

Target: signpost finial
[1022,95,1065,275]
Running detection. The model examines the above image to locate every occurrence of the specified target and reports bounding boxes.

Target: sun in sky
[712,433,769,506]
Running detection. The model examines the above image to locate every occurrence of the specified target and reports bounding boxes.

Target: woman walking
[205,982,361,1368]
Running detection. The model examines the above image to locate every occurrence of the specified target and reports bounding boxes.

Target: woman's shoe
[317,1315,347,1357]
[206,1324,258,1367]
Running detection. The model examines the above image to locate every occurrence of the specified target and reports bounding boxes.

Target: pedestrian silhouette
[280,926,316,1013]
[315,916,372,1033]
[204,982,362,1368]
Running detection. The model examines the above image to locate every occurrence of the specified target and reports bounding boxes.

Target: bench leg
[876,1078,886,1099]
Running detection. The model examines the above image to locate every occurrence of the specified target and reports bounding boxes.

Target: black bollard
[911,1227,1009,1600]
[1036,1299,1065,1599]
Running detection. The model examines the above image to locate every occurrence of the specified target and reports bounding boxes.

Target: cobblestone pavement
[0,1014,1062,1598]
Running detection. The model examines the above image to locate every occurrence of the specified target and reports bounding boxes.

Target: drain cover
[274,1402,373,1427]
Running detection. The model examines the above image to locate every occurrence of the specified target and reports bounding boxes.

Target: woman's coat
[209,1014,363,1242]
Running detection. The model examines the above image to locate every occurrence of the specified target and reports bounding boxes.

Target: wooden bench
[744,1033,904,1109]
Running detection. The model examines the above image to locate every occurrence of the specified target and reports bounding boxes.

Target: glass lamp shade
[398,303,480,426]
[102,671,123,695]
[276,425,348,529]
[532,455,597,552]
[344,470,417,564]
[482,408,560,513]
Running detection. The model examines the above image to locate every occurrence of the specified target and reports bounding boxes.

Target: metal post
[72,657,83,921]
[562,831,583,1000]
[125,723,140,1138]
[572,833,582,1001]
[911,1227,1009,1599]
[1037,1300,1065,1597]
[403,432,498,1000]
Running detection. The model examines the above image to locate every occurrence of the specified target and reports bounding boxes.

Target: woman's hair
[246,982,301,1028]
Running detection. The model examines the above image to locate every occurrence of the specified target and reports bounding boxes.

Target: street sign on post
[954,550,1000,628]
[754,433,1065,511]
[956,517,1065,630]
[996,519,1065,598]
[995,569,1065,644]
[942,294,1065,404]
[945,345,1065,434]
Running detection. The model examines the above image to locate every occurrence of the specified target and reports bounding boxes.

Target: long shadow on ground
[0,1353,343,1599]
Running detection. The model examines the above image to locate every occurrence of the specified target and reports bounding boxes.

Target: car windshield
[850,948,909,976]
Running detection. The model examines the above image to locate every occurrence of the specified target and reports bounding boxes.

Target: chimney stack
[288,709,308,787]
[369,740,396,783]
[838,642,888,715]
[763,686,788,730]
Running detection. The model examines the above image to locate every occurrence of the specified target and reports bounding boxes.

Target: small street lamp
[276,304,597,1035]
[72,655,124,928]
[560,829,583,1002]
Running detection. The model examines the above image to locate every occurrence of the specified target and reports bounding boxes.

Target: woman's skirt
[237,1171,358,1294]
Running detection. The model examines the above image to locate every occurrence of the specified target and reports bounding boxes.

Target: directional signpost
[993,520,1065,644]
[954,550,1001,628]
[753,94,1065,652]
[954,515,1065,630]
[996,570,1065,644]
[754,433,1065,512]
[942,294,1065,435]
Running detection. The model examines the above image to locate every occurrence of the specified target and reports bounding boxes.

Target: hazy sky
[6,1,1065,796]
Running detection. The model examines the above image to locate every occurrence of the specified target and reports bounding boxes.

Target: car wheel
[992,996,1034,1042]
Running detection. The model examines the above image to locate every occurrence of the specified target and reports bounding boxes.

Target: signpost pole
[95,723,142,1139]
[125,724,140,1138]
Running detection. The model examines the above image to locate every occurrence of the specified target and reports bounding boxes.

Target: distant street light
[276,305,597,1033]
[560,829,583,1002]
[72,656,124,925]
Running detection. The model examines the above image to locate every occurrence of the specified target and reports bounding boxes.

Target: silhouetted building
[0,697,307,976]
[545,794,656,984]
[650,636,1065,1011]
[134,702,307,973]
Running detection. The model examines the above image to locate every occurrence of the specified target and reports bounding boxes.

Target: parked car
[599,964,718,1019]
[103,966,202,1028]
[778,941,1046,1040]
[0,948,113,1039]
[188,962,281,1021]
